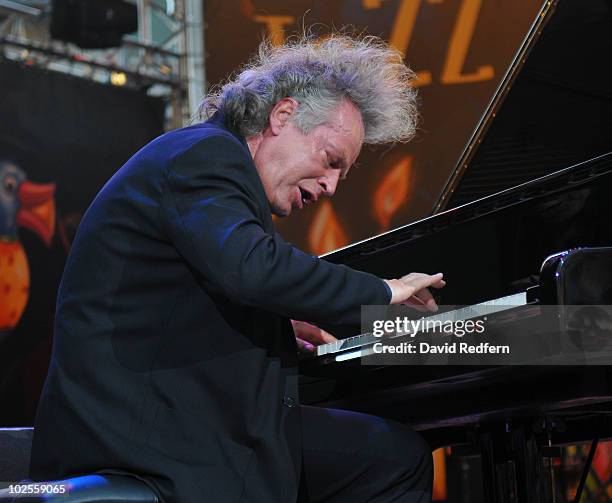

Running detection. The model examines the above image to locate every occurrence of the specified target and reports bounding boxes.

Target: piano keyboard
[316,292,528,358]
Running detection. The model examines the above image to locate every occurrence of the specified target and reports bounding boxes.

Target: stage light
[110,71,127,86]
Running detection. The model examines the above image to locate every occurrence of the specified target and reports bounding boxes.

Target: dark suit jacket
[29,114,391,502]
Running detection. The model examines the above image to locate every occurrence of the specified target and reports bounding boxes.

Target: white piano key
[315,292,527,357]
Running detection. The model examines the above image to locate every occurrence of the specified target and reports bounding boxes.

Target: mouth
[298,187,317,209]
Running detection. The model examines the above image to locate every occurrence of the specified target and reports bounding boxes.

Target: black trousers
[298,406,433,503]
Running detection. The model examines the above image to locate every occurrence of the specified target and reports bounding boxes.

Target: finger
[402,296,430,312]
[410,272,444,290]
[294,323,320,344]
[412,288,438,311]
[398,273,443,299]
[431,279,446,289]
[293,321,337,345]
[388,273,446,305]
[317,328,337,343]
[296,337,315,353]
[408,296,437,312]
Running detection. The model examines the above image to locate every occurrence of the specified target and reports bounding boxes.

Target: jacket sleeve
[161,134,390,326]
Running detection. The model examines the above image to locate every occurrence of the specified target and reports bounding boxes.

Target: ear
[268,98,299,135]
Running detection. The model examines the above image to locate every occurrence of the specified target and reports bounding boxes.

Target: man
[30,35,445,502]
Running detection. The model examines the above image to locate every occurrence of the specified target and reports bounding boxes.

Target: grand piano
[300,0,612,500]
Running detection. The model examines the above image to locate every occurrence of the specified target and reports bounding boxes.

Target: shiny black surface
[302,2,612,492]
[323,151,612,308]
[302,155,612,435]
[446,0,612,206]
[304,0,612,442]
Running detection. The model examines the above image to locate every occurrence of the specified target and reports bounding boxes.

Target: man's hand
[384,272,446,310]
[291,320,337,353]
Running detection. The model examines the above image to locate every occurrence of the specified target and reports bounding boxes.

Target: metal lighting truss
[0,0,205,128]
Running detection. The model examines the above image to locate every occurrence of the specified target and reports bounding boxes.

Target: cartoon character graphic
[0,160,55,338]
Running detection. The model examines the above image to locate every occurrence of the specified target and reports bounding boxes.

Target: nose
[318,170,340,197]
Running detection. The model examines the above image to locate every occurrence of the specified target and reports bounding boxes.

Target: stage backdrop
[0,59,165,424]
[204,0,544,254]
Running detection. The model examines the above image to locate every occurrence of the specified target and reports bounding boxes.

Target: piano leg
[478,422,551,503]
[510,425,549,503]
[479,430,501,501]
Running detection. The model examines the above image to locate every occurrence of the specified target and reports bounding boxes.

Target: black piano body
[300,150,612,435]
[300,0,612,500]
[299,144,612,503]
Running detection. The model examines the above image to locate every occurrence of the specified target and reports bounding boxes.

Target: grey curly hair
[198,34,418,144]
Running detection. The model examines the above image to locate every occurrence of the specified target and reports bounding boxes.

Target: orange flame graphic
[373,156,413,231]
[308,201,349,255]
[432,448,448,500]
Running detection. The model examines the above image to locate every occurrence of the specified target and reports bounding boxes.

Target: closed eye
[326,153,349,179]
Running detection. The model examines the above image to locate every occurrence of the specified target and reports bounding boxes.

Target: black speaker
[50,0,138,49]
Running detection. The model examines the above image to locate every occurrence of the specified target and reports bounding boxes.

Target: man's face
[250,99,365,217]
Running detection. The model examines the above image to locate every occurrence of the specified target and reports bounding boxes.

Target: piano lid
[435,0,612,212]
[317,0,612,314]
[322,150,612,307]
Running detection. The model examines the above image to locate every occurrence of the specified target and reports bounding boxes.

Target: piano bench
[0,474,159,502]
[0,427,159,502]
